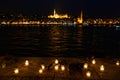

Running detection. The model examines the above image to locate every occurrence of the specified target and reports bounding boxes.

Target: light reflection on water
[0,25,119,57]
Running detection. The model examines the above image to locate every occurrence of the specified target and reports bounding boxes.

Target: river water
[0,25,120,57]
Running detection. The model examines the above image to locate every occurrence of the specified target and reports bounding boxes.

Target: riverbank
[0,56,120,80]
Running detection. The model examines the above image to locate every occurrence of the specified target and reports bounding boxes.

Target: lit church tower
[77,11,83,24]
[54,9,56,15]
[48,9,69,19]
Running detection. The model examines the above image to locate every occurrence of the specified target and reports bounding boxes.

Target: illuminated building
[48,9,69,19]
[77,11,83,24]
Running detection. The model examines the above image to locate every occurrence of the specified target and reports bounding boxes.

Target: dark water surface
[0,25,120,57]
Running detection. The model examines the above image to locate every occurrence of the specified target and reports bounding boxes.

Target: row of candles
[84,59,120,78]
[14,59,65,74]
[84,59,104,78]
[1,59,120,78]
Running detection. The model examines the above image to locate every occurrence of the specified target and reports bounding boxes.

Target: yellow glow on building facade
[48,9,69,19]
[77,11,83,24]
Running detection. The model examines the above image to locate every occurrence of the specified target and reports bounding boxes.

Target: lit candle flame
[55,59,59,64]
[61,65,65,71]
[25,60,29,66]
[92,59,96,64]
[55,65,59,71]
[84,63,88,69]
[100,65,104,72]
[14,68,19,74]
[41,65,45,70]
[116,61,119,66]
[39,69,43,74]
[86,71,91,77]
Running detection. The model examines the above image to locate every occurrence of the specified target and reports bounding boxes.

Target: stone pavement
[0,56,120,80]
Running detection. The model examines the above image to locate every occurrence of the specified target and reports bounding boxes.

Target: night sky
[0,0,120,17]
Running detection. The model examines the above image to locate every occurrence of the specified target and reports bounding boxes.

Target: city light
[14,68,19,74]
[86,71,91,78]
[1,17,120,25]
[84,63,88,69]
[25,60,29,66]
[100,65,104,72]
[92,59,96,64]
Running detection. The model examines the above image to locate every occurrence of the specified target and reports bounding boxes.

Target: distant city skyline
[0,0,120,17]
